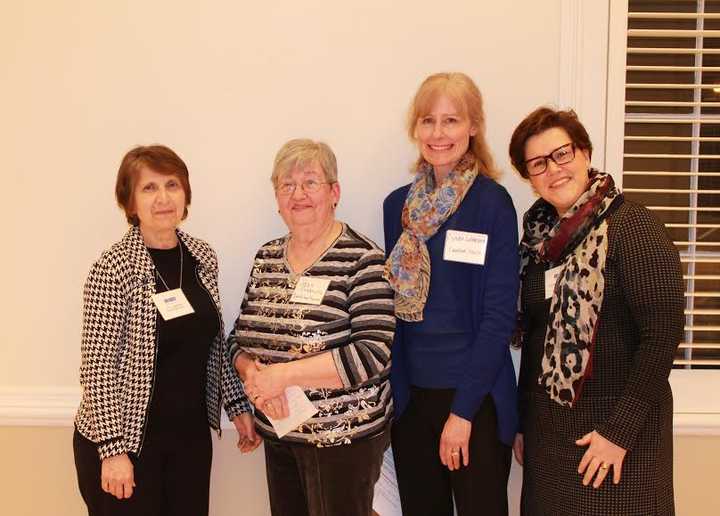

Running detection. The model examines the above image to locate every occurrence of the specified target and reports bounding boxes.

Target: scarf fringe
[393,249,431,322]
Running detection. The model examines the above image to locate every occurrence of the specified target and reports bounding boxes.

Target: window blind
[624,0,720,367]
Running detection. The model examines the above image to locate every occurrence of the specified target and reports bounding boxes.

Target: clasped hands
[242,358,290,420]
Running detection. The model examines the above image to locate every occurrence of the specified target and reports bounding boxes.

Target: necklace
[154,244,183,292]
[287,221,341,280]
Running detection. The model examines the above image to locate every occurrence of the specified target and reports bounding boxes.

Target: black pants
[73,428,212,516]
[391,388,511,516]
[263,430,389,516]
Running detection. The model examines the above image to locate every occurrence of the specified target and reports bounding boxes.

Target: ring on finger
[599,462,610,471]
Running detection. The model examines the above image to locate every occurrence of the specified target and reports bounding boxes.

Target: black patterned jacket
[74,226,250,459]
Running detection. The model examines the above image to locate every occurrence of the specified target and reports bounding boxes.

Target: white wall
[1,0,565,389]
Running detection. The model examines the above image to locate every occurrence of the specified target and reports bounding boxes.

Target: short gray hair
[271,138,338,187]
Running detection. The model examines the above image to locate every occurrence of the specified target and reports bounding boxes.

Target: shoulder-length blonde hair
[407,72,499,180]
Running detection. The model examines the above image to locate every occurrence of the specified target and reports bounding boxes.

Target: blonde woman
[384,73,519,515]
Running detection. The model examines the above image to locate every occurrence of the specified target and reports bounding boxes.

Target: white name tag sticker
[443,230,488,265]
[544,265,565,299]
[266,385,319,438]
[289,277,331,305]
[152,288,195,320]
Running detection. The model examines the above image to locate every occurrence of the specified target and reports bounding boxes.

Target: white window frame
[603,0,720,434]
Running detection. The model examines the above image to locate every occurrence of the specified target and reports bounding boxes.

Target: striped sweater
[227,224,395,446]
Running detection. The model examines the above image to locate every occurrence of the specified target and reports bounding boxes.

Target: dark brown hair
[508,107,592,178]
[115,145,191,225]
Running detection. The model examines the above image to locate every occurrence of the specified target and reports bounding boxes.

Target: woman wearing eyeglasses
[509,107,684,516]
[227,138,395,516]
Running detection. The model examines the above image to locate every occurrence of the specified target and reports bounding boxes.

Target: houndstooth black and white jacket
[74,226,250,460]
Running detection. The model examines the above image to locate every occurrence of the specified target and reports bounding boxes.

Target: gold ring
[599,463,609,470]
[451,451,460,456]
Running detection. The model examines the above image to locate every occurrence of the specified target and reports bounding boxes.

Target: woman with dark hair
[509,107,684,516]
[383,72,519,516]
[73,145,258,516]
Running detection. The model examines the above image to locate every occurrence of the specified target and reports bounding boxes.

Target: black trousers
[73,428,212,516]
[391,388,511,516]
[263,430,389,516]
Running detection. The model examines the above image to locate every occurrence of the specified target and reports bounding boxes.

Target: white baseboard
[674,413,720,436]
[1,385,718,435]
[0,386,236,428]
[0,386,80,426]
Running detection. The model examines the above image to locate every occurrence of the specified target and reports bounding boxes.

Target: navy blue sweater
[383,175,519,445]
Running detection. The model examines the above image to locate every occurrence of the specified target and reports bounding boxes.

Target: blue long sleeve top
[383,174,519,445]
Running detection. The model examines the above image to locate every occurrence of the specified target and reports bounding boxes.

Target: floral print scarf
[384,153,477,321]
[514,170,621,406]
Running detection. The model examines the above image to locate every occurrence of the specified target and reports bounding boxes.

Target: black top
[145,242,220,442]
[518,259,551,399]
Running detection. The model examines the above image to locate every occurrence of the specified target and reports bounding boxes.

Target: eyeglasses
[524,143,576,176]
[276,179,332,196]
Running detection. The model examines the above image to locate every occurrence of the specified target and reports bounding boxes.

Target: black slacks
[263,430,389,516]
[391,387,511,516]
[73,428,212,516]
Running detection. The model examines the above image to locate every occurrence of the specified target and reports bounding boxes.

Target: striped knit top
[227,224,395,447]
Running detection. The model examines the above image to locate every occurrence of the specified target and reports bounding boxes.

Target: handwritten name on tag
[544,265,565,300]
[443,230,488,265]
[266,386,319,438]
[151,288,195,320]
[289,276,331,305]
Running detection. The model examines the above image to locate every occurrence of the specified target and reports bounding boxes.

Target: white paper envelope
[265,385,319,438]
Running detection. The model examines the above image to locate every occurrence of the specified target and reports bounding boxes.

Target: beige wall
[1,427,718,516]
[1,0,559,388]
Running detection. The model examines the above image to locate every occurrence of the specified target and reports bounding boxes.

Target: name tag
[152,288,195,320]
[544,265,565,299]
[443,230,488,265]
[289,277,331,305]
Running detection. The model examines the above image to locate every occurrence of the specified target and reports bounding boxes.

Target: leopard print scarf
[515,170,621,407]
[384,153,477,321]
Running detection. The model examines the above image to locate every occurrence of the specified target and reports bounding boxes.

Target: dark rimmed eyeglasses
[524,143,576,176]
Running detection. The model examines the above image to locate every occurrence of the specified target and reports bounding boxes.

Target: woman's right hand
[512,433,524,466]
[101,453,135,499]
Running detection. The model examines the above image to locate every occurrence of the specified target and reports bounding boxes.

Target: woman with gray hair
[228,138,395,516]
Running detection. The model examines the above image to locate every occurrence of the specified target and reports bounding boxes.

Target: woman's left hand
[576,430,627,488]
[439,413,472,471]
[258,394,290,420]
[244,360,289,407]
